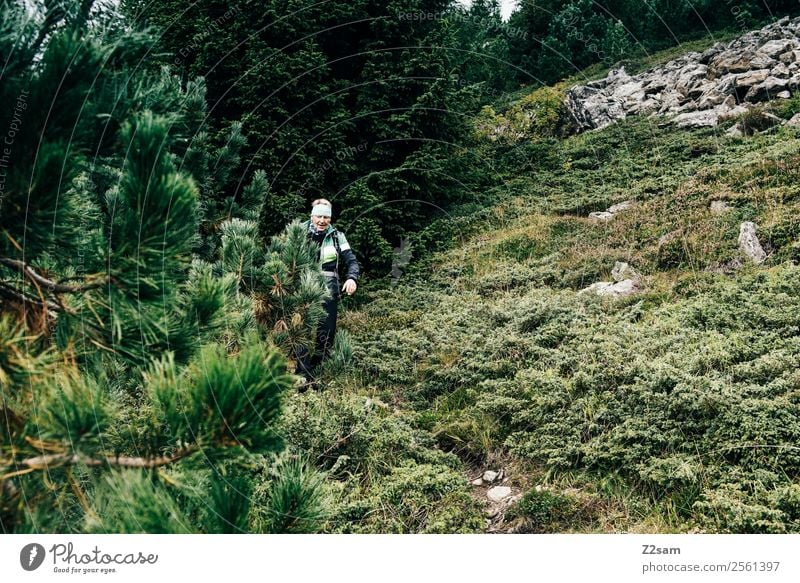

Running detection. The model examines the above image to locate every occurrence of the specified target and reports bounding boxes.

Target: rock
[734,69,771,88]
[482,470,499,484]
[758,39,794,57]
[697,90,726,109]
[611,261,641,283]
[562,17,800,134]
[745,76,790,101]
[777,90,792,99]
[589,211,614,221]
[581,279,638,298]
[673,109,720,127]
[779,50,800,64]
[472,478,484,486]
[788,113,800,127]
[487,486,512,502]
[710,200,733,214]
[607,200,633,214]
[772,62,791,78]
[739,221,767,264]
[725,124,744,137]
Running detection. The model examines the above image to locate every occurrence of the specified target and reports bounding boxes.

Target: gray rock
[739,221,767,264]
[788,113,800,126]
[581,279,638,298]
[482,470,499,484]
[673,109,720,127]
[607,200,633,214]
[562,17,800,134]
[487,486,512,502]
[777,90,792,99]
[779,50,800,64]
[589,211,615,221]
[758,39,794,57]
[745,76,790,101]
[471,478,484,486]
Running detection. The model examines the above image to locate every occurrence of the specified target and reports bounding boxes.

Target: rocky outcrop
[580,261,642,298]
[566,16,800,132]
[739,221,767,263]
[589,200,633,221]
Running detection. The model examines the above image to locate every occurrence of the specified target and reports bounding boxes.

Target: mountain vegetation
[2,0,799,533]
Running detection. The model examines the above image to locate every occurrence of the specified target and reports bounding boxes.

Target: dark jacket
[304,220,360,283]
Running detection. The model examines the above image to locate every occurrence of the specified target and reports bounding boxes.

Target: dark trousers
[295,277,338,380]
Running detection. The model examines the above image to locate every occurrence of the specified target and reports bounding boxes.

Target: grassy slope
[281,35,800,534]
[332,110,800,533]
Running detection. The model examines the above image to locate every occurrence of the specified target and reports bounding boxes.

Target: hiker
[295,198,360,386]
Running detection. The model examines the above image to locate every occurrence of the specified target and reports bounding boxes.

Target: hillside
[3,1,800,537]
[305,40,800,534]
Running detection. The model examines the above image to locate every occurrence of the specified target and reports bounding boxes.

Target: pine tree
[0,0,325,533]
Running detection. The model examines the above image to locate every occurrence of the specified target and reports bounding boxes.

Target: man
[295,198,359,388]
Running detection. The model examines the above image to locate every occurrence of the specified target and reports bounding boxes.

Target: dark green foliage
[251,456,327,534]
[278,389,484,533]
[147,342,289,451]
[125,0,491,274]
[507,488,586,532]
[85,471,195,534]
[0,1,323,534]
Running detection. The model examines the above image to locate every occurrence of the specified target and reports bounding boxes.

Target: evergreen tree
[0,0,325,533]
[123,0,490,273]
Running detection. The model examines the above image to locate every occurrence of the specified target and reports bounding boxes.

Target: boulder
[561,17,800,134]
[487,486,512,502]
[589,211,614,221]
[482,470,499,484]
[607,200,633,214]
[745,76,790,101]
[673,109,720,128]
[788,113,800,127]
[757,39,794,57]
[739,222,767,264]
[580,279,638,298]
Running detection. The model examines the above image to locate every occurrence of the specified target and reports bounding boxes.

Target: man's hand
[342,279,357,296]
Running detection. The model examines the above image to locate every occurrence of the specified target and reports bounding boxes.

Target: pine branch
[2,446,200,476]
[0,281,60,312]
[0,258,109,293]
